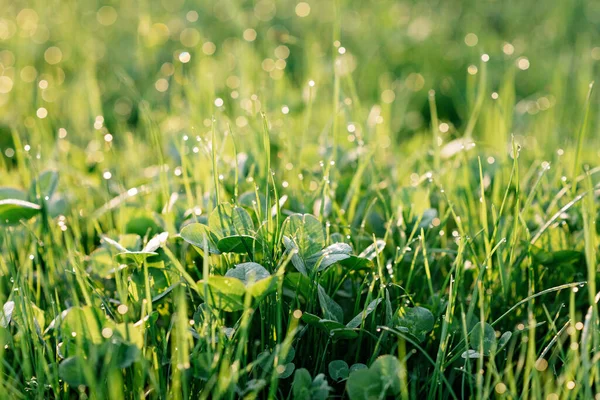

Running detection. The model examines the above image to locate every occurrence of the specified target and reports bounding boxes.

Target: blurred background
[1,0,599,175]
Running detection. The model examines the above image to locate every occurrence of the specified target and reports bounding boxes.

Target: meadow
[1,0,600,399]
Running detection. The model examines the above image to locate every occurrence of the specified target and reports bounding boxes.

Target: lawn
[1,0,600,399]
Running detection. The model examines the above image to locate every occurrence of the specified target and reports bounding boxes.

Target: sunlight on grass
[0,1,599,399]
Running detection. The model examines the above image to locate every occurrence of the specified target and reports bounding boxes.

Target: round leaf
[180,223,220,254]
[209,204,254,237]
[279,362,295,379]
[199,276,247,312]
[371,355,401,395]
[396,306,435,343]
[61,306,106,344]
[225,262,270,285]
[346,368,383,400]
[59,356,88,387]
[225,262,276,298]
[282,213,325,268]
[470,322,497,356]
[328,360,349,381]
[113,341,140,368]
[350,363,368,372]
[293,368,313,400]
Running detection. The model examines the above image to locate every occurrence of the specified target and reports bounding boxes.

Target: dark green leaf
[350,363,368,372]
[59,356,88,387]
[217,235,257,254]
[329,328,359,340]
[346,368,383,400]
[551,250,582,265]
[346,298,382,329]
[497,331,512,352]
[318,285,343,323]
[125,216,161,238]
[470,322,497,356]
[371,355,401,395]
[283,273,312,301]
[283,236,307,275]
[318,319,346,332]
[301,315,358,340]
[113,341,140,368]
[328,360,349,381]
[293,368,313,400]
[311,373,332,400]
[396,306,435,343]
[339,255,372,270]
[530,244,554,265]
[279,362,295,379]
[301,312,322,326]
[283,347,296,364]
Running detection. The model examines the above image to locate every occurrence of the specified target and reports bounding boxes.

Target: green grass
[1,0,600,399]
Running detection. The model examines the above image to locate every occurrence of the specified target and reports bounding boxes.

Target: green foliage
[470,322,497,356]
[346,355,403,399]
[328,360,349,381]
[292,369,331,400]
[1,0,600,398]
[59,357,87,387]
[29,170,59,200]
[180,223,221,254]
[199,276,247,312]
[395,306,435,343]
[346,298,382,329]
[317,285,344,323]
[224,262,276,298]
[0,198,41,226]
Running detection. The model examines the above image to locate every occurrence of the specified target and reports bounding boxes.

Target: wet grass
[1,1,600,399]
